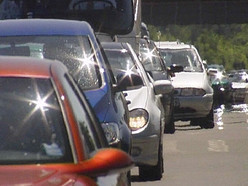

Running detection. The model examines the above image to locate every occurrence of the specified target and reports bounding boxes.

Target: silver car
[229,70,248,103]
[139,38,176,134]
[102,42,173,180]
[156,41,214,129]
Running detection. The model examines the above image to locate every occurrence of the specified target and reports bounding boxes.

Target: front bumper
[131,133,160,166]
[174,93,213,121]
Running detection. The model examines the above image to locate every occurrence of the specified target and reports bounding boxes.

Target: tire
[164,103,175,134]
[190,108,214,129]
[190,119,199,126]
[200,108,214,129]
[139,143,164,181]
[127,171,131,186]
[164,115,175,134]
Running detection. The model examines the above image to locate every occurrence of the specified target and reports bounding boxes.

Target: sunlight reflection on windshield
[116,63,137,86]
[143,48,156,62]
[21,81,59,127]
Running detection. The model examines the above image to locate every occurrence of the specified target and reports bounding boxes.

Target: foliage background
[148,24,248,71]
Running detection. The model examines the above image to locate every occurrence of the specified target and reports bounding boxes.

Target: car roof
[101,42,124,50]
[101,42,130,51]
[0,19,94,36]
[0,56,66,77]
[155,41,193,50]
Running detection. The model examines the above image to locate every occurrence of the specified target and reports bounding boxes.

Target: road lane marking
[164,140,179,153]
[208,140,229,152]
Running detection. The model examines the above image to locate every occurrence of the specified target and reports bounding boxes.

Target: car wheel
[127,171,131,186]
[164,98,175,134]
[200,108,214,129]
[139,143,163,181]
[164,112,175,134]
[190,119,199,126]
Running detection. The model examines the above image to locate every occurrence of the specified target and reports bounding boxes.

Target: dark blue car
[0,19,131,153]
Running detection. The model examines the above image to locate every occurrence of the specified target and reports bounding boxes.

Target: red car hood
[0,165,96,185]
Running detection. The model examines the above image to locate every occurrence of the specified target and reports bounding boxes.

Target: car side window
[62,74,99,157]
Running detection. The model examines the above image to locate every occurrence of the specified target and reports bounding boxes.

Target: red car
[0,56,133,185]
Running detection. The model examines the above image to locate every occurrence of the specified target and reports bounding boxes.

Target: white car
[229,70,248,103]
[102,42,173,180]
[156,41,214,129]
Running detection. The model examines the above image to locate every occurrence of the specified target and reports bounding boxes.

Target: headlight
[129,109,149,131]
[101,122,120,145]
[175,88,206,96]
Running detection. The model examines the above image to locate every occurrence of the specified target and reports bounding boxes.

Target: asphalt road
[131,104,248,186]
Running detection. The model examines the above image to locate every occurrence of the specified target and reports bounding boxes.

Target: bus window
[0,0,134,35]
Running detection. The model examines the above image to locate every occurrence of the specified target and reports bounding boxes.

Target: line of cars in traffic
[206,64,248,106]
[155,41,214,129]
[0,17,175,183]
[0,19,134,185]
[102,42,169,180]
[0,18,219,184]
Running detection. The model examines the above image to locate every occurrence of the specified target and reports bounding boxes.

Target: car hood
[172,72,206,88]
[0,168,77,185]
[124,86,148,110]
[0,166,98,185]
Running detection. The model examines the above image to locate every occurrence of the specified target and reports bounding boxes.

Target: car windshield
[159,48,203,72]
[230,73,248,83]
[0,35,101,90]
[0,77,72,165]
[104,48,144,88]
[139,41,163,72]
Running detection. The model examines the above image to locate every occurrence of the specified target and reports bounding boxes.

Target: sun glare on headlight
[129,109,149,131]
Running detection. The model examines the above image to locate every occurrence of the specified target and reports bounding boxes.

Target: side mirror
[153,80,174,95]
[114,73,143,92]
[78,148,133,175]
[170,64,184,73]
